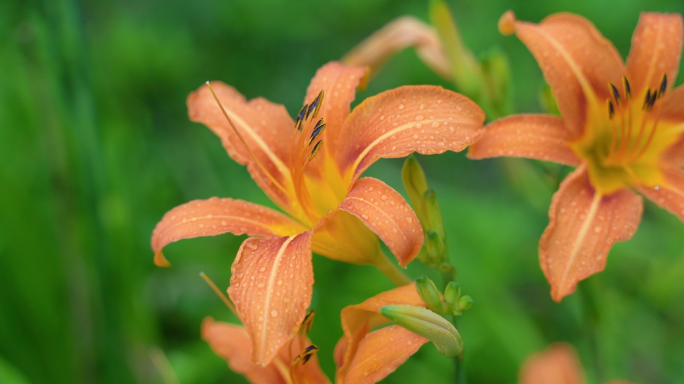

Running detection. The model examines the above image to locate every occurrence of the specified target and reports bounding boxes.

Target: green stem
[455,353,466,384]
[372,251,412,286]
[578,280,603,383]
[442,268,465,383]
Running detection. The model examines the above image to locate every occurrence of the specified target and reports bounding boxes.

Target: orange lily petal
[337,85,484,183]
[228,231,314,366]
[187,82,300,217]
[342,325,428,384]
[658,85,684,166]
[636,167,684,222]
[504,12,624,137]
[468,114,582,166]
[202,318,329,384]
[540,165,643,302]
[304,62,369,150]
[336,284,425,383]
[519,343,585,384]
[338,177,423,267]
[626,12,683,95]
[151,198,306,267]
[201,318,284,384]
[663,135,684,167]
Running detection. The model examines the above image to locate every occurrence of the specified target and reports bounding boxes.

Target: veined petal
[468,114,582,166]
[504,12,624,137]
[626,12,683,95]
[202,318,329,384]
[304,62,369,151]
[659,85,684,121]
[228,231,314,366]
[519,343,584,384]
[636,167,684,222]
[342,325,428,384]
[188,82,301,218]
[201,318,284,384]
[540,165,643,302]
[336,284,425,383]
[338,177,423,267]
[658,86,684,166]
[151,198,305,267]
[337,85,484,184]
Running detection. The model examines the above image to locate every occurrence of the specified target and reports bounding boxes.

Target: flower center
[570,74,670,193]
[601,75,667,167]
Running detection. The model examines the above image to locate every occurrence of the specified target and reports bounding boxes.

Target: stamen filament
[206,82,291,197]
[632,117,661,160]
[200,272,237,316]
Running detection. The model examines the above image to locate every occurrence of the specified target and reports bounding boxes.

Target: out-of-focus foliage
[1,0,683,383]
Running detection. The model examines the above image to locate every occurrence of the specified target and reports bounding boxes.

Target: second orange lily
[470,11,684,302]
[202,283,429,384]
[151,61,484,365]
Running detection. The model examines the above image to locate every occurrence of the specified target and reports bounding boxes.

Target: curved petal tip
[154,251,172,267]
[499,11,517,36]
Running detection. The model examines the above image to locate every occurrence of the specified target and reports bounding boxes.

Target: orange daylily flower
[202,283,428,384]
[469,11,684,301]
[520,343,635,384]
[151,62,484,365]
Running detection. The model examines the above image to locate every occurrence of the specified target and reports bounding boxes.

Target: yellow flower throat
[570,74,676,194]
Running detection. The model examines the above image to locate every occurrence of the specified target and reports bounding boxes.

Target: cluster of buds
[415,276,473,317]
[380,276,473,358]
[402,155,455,277]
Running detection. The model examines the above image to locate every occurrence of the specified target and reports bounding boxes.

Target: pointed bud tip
[415,276,443,312]
[498,11,516,36]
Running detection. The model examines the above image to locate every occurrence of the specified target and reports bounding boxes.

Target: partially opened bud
[415,276,443,312]
[380,304,463,358]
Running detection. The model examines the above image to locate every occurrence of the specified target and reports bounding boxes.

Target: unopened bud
[425,230,446,262]
[424,189,445,239]
[415,276,443,312]
[458,295,473,311]
[381,304,463,357]
[479,48,513,119]
[402,155,429,224]
[444,281,461,310]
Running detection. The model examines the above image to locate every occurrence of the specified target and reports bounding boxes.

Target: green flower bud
[415,276,443,313]
[444,281,461,310]
[457,295,473,311]
[423,189,446,239]
[479,48,513,119]
[425,230,445,261]
[402,155,428,224]
[381,304,463,358]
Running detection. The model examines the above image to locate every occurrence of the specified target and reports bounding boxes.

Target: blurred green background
[2,0,684,383]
